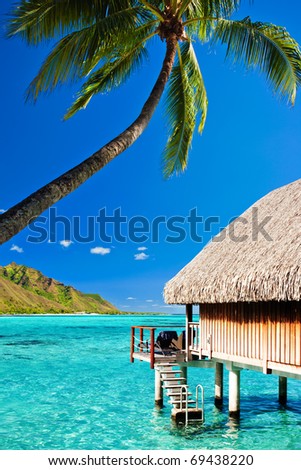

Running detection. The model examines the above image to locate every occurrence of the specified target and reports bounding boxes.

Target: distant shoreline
[0,311,167,317]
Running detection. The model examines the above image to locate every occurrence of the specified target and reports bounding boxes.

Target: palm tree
[0,0,300,245]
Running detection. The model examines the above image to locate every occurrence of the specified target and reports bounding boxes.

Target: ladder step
[156,362,178,367]
[167,392,192,397]
[162,384,186,389]
[160,370,183,375]
[169,399,196,404]
[161,377,186,382]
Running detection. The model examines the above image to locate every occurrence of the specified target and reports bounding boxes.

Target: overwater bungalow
[130,179,301,424]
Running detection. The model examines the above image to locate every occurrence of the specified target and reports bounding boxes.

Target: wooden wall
[199,302,301,367]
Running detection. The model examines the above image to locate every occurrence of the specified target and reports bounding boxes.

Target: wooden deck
[130,325,186,368]
[130,320,301,379]
[132,350,185,365]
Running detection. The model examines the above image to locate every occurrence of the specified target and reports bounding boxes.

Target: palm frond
[162,43,197,178]
[181,41,208,133]
[184,16,217,43]
[213,17,301,104]
[181,0,241,20]
[26,7,155,101]
[64,29,155,119]
[139,0,165,20]
[7,0,133,44]
[182,0,242,42]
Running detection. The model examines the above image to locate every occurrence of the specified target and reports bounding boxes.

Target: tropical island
[0,262,120,314]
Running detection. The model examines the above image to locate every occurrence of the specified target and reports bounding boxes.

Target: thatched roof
[164,179,301,304]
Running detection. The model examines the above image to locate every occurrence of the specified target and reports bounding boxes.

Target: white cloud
[146,299,153,302]
[163,305,183,309]
[137,246,148,251]
[134,252,149,261]
[90,246,111,255]
[60,240,73,248]
[10,244,23,253]
[0,209,6,214]
[127,297,136,300]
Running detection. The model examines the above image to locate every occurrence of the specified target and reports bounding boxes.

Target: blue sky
[0,0,301,313]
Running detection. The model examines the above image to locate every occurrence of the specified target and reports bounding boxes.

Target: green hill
[0,262,119,314]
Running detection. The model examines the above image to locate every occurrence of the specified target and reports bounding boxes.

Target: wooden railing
[188,322,200,358]
[130,325,185,369]
[130,326,156,368]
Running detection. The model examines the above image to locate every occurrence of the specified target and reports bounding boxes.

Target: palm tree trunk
[0,37,178,245]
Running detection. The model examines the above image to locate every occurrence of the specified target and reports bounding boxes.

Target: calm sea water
[0,314,301,450]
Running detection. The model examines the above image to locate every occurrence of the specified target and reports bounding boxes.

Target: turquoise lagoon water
[0,314,301,450]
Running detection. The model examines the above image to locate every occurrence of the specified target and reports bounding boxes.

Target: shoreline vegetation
[0,262,170,316]
[0,262,119,314]
[0,311,166,316]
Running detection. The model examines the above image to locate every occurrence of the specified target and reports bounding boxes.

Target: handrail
[179,385,189,426]
[130,326,157,368]
[179,385,188,411]
[131,326,157,330]
[131,325,184,329]
[130,324,185,369]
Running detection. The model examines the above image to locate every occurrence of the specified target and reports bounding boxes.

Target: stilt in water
[228,368,240,419]
[215,362,224,409]
[279,376,287,405]
[155,368,163,408]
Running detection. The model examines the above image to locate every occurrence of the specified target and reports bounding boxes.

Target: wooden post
[186,304,193,362]
[279,376,287,405]
[150,328,155,369]
[155,368,163,407]
[140,328,143,353]
[229,369,240,419]
[130,327,135,363]
[215,362,224,409]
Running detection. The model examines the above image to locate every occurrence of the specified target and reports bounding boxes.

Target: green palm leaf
[64,29,155,119]
[163,40,208,178]
[163,43,197,178]
[139,0,165,20]
[183,0,242,42]
[7,0,132,44]
[181,41,208,133]
[25,7,155,101]
[213,17,301,104]
[180,0,241,19]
